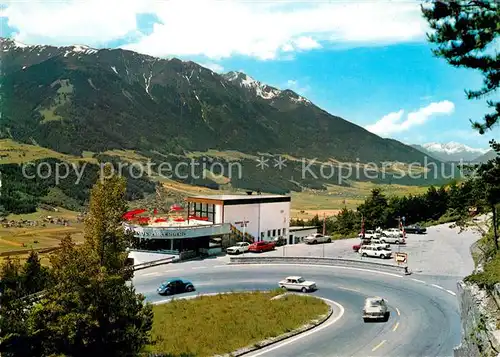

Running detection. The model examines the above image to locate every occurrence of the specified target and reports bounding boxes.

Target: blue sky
[1,0,498,151]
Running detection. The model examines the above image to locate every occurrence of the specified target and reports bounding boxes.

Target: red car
[248,241,275,253]
[353,239,371,252]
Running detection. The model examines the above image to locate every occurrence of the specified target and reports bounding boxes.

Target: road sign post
[395,252,408,265]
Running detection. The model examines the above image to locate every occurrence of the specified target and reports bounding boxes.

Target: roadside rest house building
[125,192,318,260]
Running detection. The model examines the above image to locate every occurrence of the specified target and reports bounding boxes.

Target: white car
[382,228,403,238]
[379,235,405,245]
[363,297,390,322]
[304,233,331,244]
[226,242,250,254]
[369,239,391,250]
[278,276,317,292]
[358,230,381,239]
[359,245,392,259]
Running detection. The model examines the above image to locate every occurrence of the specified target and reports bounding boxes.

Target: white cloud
[286,79,310,94]
[365,100,455,137]
[3,0,428,60]
[199,62,224,73]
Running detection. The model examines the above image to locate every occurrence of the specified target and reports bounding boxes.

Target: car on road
[248,241,275,253]
[358,230,381,239]
[226,241,250,254]
[404,224,427,234]
[359,245,392,259]
[304,233,332,244]
[363,297,390,322]
[278,276,317,292]
[157,278,195,296]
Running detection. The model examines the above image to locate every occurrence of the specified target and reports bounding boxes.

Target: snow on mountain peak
[222,70,311,103]
[422,141,489,155]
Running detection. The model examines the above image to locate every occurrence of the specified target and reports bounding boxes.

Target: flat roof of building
[186,194,291,205]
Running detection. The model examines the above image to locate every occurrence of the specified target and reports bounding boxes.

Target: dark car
[273,236,287,247]
[157,278,195,295]
[404,225,426,234]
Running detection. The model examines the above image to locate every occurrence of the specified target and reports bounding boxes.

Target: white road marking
[191,267,206,270]
[247,298,345,357]
[336,286,361,293]
[392,322,400,332]
[396,307,401,316]
[411,278,426,284]
[140,272,160,277]
[372,340,386,352]
[431,284,445,290]
[446,289,457,296]
[213,265,230,268]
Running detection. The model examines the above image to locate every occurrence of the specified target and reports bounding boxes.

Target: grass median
[145,290,329,356]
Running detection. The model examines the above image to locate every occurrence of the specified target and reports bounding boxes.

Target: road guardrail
[228,256,407,274]
[131,256,179,271]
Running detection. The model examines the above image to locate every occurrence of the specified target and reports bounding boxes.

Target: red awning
[170,204,183,211]
[122,209,147,219]
[174,217,185,222]
[154,218,167,223]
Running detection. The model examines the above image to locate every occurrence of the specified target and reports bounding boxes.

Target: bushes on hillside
[294,179,489,237]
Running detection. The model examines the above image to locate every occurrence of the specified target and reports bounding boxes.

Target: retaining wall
[453,282,500,357]
[229,256,407,274]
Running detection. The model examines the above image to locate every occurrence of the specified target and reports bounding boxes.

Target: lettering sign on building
[124,223,231,239]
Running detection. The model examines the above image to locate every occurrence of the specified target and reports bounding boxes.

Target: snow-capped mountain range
[1,38,311,106]
[411,142,490,162]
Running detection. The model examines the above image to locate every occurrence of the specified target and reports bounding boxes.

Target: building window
[273,229,276,236]
[261,232,264,240]
[283,228,286,236]
[267,230,271,237]
[278,229,281,236]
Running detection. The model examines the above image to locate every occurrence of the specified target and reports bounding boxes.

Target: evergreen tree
[422,1,500,133]
[22,250,50,295]
[26,164,154,357]
[476,140,500,250]
[0,257,31,356]
[357,188,389,228]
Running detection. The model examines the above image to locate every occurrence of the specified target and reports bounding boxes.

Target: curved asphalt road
[133,264,460,357]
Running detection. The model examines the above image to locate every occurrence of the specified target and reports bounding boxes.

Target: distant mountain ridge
[411,142,489,162]
[473,150,497,163]
[0,37,438,165]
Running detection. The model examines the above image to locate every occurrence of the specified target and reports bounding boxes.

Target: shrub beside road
[146,291,329,357]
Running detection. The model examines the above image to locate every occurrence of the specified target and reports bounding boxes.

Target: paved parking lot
[236,221,482,278]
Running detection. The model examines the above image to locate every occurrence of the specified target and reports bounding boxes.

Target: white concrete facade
[223,201,290,241]
[186,194,291,242]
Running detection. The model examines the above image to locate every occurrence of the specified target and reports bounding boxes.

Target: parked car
[381,228,403,238]
[363,297,390,322]
[359,245,392,259]
[404,224,427,234]
[304,233,331,244]
[273,236,287,246]
[278,276,317,292]
[248,241,275,253]
[358,230,381,239]
[353,238,372,252]
[369,239,391,250]
[378,235,405,245]
[226,241,250,254]
[157,278,195,295]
